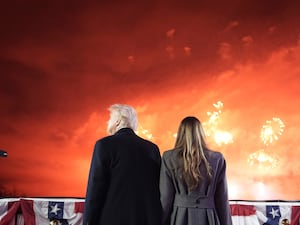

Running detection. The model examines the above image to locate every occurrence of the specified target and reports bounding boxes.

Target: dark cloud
[0,59,53,119]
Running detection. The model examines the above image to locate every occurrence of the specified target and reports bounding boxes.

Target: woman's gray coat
[159,148,232,225]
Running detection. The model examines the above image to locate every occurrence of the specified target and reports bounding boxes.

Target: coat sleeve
[83,140,110,225]
[214,155,233,225]
[159,153,175,225]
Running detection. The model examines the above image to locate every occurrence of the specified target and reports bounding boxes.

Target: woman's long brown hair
[175,116,212,191]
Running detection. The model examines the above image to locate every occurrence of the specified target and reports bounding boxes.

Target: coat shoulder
[161,149,181,169]
[137,135,160,149]
[162,149,179,159]
[205,149,225,161]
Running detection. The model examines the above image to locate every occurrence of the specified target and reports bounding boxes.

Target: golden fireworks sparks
[247,149,278,170]
[202,101,233,146]
[214,131,233,146]
[260,117,285,146]
[136,126,153,140]
[202,101,223,138]
[248,117,285,170]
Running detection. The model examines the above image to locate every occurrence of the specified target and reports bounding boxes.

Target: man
[83,104,162,225]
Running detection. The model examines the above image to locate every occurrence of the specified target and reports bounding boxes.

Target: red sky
[0,0,300,200]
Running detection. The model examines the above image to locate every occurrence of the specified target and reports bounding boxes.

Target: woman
[160,116,232,225]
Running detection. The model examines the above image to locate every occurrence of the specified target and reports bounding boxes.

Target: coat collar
[114,127,135,135]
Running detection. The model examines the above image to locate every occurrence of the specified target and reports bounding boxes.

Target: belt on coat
[173,194,215,209]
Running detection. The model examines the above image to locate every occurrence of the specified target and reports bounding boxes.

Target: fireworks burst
[202,101,223,137]
[214,131,233,146]
[136,126,153,140]
[260,117,285,145]
[247,149,278,170]
[203,101,233,146]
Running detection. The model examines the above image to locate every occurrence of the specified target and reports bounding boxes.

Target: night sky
[1,0,300,200]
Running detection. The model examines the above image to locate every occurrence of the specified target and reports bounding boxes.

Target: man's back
[83,128,162,225]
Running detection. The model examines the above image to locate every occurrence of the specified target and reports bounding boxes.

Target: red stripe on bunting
[0,201,20,225]
[20,199,36,225]
[230,204,256,216]
[74,201,84,213]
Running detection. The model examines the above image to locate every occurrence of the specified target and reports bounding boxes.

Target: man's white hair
[108,104,138,131]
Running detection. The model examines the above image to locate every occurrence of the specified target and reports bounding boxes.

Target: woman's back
[160,148,232,225]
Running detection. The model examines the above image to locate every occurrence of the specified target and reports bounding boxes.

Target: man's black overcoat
[83,128,162,225]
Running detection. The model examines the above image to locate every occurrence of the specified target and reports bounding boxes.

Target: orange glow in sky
[0,1,300,200]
